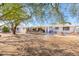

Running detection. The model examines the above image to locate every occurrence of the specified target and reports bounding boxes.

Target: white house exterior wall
[0,24,79,34]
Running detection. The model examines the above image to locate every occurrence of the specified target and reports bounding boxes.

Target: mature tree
[0,3,30,34]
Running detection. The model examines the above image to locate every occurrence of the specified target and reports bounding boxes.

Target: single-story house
[26,24,79,35]
[0,23,79,35]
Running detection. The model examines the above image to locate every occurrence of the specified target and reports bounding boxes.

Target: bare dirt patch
[0,33,79,56]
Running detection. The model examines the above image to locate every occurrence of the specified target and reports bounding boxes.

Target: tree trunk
[12,27,16,34]
[11,23,17,35]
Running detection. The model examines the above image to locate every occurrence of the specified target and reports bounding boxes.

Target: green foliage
[0,3,30,34]
[1,3,68,26]
[2,3,30,22]
[0,3,73,31]
[2,26,9,32]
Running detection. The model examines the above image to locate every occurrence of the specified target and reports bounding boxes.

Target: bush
[2,26,10,33]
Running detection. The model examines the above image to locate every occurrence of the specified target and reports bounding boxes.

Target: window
[55,27,59,30]
[63,27,70,31]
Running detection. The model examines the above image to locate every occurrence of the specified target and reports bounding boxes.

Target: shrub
[2,26,10,33]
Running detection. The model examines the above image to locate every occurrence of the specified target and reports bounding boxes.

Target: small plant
[2,26,10,33]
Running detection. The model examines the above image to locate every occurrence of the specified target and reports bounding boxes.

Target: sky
[60,4,79,25]
[25,3,79,27]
